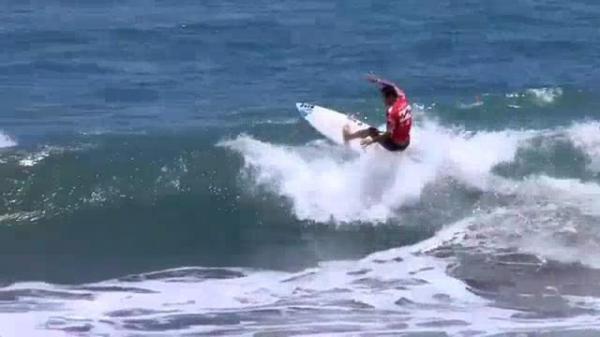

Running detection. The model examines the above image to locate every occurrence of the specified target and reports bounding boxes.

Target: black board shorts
[367,127,409,152]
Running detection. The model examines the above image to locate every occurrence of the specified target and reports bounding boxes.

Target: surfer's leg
[378,134,409,152]
[343,126,379,142]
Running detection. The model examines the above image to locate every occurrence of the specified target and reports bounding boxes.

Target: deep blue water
[2,0,600,138]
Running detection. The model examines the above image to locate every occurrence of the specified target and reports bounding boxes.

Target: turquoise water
[1,1,600,335]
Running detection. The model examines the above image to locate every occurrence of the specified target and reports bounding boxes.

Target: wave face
[3,110,599,335]
[3,0,600,335]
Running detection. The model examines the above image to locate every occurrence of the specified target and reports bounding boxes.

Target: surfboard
[296,102,376,152]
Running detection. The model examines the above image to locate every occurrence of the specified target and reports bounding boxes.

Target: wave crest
[0,132,16,148]
[221,119,530,223]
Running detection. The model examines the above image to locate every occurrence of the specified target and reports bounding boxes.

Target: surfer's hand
[360,137,375,148]
[366,74,381,84]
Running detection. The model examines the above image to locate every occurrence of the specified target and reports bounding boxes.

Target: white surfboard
[296,102,377,152]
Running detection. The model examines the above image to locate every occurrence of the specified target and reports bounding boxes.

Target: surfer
[343,75,412,151]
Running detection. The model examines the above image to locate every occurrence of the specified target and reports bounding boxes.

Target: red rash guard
[386,92,412,144]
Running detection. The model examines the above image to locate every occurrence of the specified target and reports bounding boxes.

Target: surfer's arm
[366,75,405,98]
[373,132,391,144]
[362,110,400,147]
[360,131,391,147]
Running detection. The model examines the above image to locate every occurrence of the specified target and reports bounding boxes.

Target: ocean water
[1,1,600,336]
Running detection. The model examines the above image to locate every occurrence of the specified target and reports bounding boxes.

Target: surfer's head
[381,85,398,106]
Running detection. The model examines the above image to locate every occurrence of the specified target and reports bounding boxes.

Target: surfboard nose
[296,102,313,117]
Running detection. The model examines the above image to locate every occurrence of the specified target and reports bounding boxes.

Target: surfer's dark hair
[381,85,398,98]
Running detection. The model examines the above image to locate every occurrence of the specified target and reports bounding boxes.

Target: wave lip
[0,132,16,148]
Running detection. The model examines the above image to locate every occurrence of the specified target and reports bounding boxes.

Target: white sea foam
[221,119,532,223]
[0,131,16,148]
[447,174,600,269]
[15,144,94,168]
[505,87,562,106]
[18,149,52,167]
[526,87,563,104]
[566,121,600,172]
